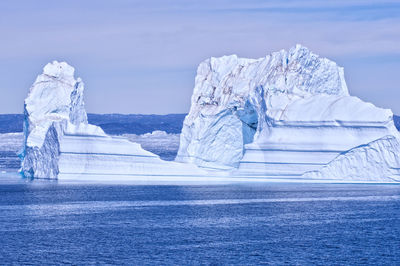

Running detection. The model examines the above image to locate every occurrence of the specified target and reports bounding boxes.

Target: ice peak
[43,61,75,81]
[290,43,309,53]
[23,61,88,148]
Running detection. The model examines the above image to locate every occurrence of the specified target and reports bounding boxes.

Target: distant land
[0,114,187,135]
[0,113,399,135]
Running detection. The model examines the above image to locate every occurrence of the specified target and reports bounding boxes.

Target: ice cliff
[21,61,204,179]
[176,45,400,181]
[21,61,104,178]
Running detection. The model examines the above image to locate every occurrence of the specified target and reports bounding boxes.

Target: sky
[0,0,399,114]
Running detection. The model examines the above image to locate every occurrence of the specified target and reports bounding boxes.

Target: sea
[0,174,399,265]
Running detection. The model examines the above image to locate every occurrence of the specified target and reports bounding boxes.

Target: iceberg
[21,61,204,179]
[176,45,400,181]
[20,47,400,182]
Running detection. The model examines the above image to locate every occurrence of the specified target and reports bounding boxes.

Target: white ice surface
[177,45,400,181]
[304,136,400,182]
[21,62,205,179]
[18,49,400,182]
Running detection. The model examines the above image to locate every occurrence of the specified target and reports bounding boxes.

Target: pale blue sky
[0,0,399,114]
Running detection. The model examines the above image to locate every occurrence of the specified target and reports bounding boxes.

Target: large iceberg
[20,47,400,182]
[176,45,400,181]
[21,61,204,179]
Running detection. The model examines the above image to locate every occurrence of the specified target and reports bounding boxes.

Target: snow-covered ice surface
[20,62,205,180]
[177,45,400,182]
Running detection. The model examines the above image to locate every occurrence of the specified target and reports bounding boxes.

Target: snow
[177,45,400,181]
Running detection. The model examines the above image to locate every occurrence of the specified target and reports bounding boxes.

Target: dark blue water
[1,177,399,265]
[0,113,187,134]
